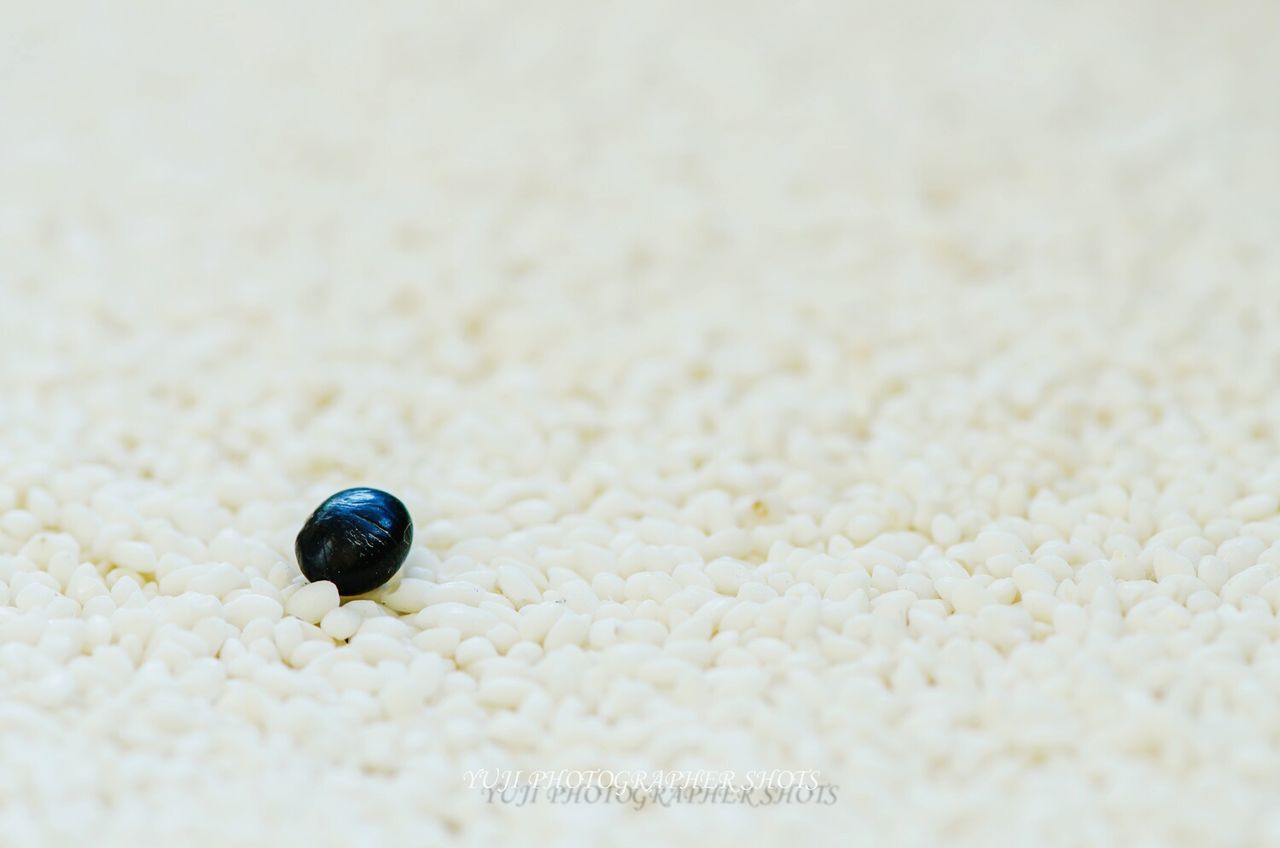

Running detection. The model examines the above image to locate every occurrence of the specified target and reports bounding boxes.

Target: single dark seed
[295,487,413,596]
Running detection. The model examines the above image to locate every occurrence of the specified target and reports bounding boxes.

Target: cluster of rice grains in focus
[2,0,1280,846]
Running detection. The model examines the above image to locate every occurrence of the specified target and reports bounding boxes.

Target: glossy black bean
[295,487,413,596]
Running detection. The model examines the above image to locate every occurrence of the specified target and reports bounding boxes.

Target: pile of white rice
[2,1,1278,844]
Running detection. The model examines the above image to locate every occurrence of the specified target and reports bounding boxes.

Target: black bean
[295,487,413,596]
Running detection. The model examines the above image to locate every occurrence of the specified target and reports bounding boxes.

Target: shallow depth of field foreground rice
[2,1,1279,845]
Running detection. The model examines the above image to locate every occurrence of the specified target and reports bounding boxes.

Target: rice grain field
[2,1,1279,845]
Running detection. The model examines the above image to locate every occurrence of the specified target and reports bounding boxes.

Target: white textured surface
[2,1,1279,845]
